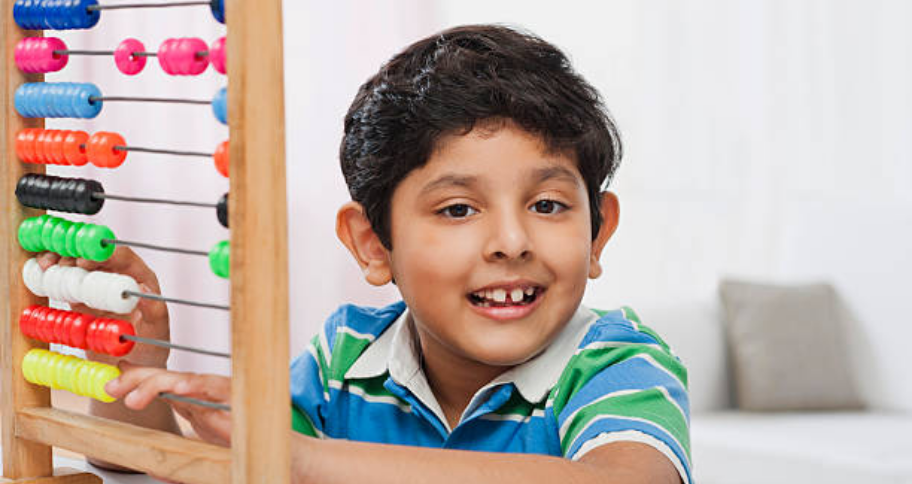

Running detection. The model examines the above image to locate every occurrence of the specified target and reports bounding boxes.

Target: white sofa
[642,301,912,484]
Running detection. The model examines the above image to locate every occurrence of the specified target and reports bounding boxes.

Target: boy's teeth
[485,289,493,300]
[524,287,534,296]
[510,288,524,302]
[492,288,506,303]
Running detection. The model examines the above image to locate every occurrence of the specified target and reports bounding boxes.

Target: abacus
[1,1,289,483]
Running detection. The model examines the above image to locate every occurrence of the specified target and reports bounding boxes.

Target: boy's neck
[411,318,513,429]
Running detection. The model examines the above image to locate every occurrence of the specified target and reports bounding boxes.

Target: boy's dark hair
[340,24,623,249]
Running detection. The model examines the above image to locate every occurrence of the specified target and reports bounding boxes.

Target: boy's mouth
[467,285,544,308]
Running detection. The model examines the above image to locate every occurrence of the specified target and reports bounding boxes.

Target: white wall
[44,1,911,412]
[431,0,912,410]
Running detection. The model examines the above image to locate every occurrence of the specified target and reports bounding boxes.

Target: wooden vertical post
[226,0,290,483]
[0,4,52,479]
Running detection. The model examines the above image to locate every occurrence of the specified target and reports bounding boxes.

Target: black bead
[217,192,229,228]
[81,179,104,215]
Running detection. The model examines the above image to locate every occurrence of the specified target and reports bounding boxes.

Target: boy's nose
[483,211,532,262]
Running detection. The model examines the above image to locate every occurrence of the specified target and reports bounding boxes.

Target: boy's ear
[589,191,620,279]
[336,201,393,286]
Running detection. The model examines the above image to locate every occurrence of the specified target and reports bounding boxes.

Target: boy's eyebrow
[420,174,478,196]
[534,166,582,186]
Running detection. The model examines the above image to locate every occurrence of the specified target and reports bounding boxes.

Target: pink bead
[210,36,226,75]
[114,38,147,76]
[15,37,68,74]
[158,37,209,76]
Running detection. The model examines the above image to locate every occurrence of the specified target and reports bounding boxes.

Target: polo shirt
[290,301,691,483]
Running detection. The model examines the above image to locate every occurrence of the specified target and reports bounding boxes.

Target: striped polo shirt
[290,301,691,483]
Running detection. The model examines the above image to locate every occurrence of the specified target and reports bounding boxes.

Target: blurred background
[41,0,911,482]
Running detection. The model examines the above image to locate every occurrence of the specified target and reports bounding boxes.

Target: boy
[44,24,690,483]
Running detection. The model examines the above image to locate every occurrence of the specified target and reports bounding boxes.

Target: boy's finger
[36,252,60,270]
[173,374,231,402]
[104,362,168,398]
[122,371,196,410]
[56,257,77,267]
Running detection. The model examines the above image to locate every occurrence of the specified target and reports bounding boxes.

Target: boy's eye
[439,204,477,218]
[531,199,567,214]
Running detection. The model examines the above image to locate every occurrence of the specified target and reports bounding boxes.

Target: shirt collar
[345,304,600,404]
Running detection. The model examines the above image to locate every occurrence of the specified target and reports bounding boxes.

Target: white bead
[42,265,64,301]
[62,266,87,302]
[80,271,105,310]
[22,258,45,297]
[106,273,140,314]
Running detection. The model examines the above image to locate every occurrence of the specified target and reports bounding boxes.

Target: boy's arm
[291,433,681,484]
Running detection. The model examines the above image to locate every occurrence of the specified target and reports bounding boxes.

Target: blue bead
[70,0,99,29]
[210,0,224,23]
[14,0,40,30]
[13,82,103,119]
[77,83,102,118]
[212,87,228,124]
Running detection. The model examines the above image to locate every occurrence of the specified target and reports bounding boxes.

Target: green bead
[18,217,37,252]
[21,216,45,252]
[51,220,72,257]
[65,222,85,259]
[79,224,115,262]
[40,216,62,253]
[209,240,230,278]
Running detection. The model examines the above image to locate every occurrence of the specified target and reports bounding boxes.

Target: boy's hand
[36,247,170,368]
[105,362,232,447]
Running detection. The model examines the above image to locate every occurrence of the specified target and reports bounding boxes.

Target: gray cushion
[719,280,865,411]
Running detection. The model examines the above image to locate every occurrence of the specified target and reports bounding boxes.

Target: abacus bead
[209,240,230,278]
[22,350,41,385]
[58,312,76,346]
[106,274,140,314]
[18,306,33,338]
[62,265,87,303]
[212,86,227,124]
[85,318,102,353]
[40,216,62,252]
[57,0,100,29]
[51,219,72,257]
[18,217,37,252]
[61,130,87,166]
[93,364,119,402]
[214,140,229,177]
[86,131,126,168]
[210,36,226,74]
[42,264,64,301]
[158,37,209,76]
[16,129,38,162]
[210,0,224,23]
[114,38,147,75]
[108,319,135,356]
[72,179,104,214]
[217,192,229,228]
[22,258,45,297]
[52,310,69,344]
[58,356,80,393]
[35,306,54,342]
[65,221,84,258]
[68,312,92,349]
[79,224,115,262]
[74,83,103,118]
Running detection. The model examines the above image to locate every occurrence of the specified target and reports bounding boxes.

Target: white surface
[692,411,912,484]
[0,450,157,483]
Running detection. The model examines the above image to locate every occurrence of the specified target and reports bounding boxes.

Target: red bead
[69,313,92,350]
[86,318,102,353]
[58,313,77,346]
[52,310,68,344]
[49,130,67,165]
[214,140,229,177]
[158,37,209,76]
[36,307,55,343]
[102,318,134,357]
[86,131,127,168]
[19,306,37,339]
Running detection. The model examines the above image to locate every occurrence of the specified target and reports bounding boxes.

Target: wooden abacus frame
[0,1,290,483]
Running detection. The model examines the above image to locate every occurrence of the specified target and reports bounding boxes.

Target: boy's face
[382,122,615,368]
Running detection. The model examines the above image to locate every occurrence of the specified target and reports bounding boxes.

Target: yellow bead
[94,365,120,402]
[22,349,41,384]
[58,356,80,393]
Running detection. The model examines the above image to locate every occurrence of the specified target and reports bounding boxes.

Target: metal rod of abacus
[89,96,210,105]
[121,334,230,359]
[159,392,230,411]
[87,1,212,11]
[92,192,217,208]
[122,290,230,312]
[54,50,207,58]
[102,238,209,257]
[76,142,213,158]
[113,145,213,158]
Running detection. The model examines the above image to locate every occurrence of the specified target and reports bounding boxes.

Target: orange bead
[63,130,89,166]
[16,129,38,163]
[49,130,67,165]
[34,129,52,164]
[214,139,229,177]
[86,131,127,168]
